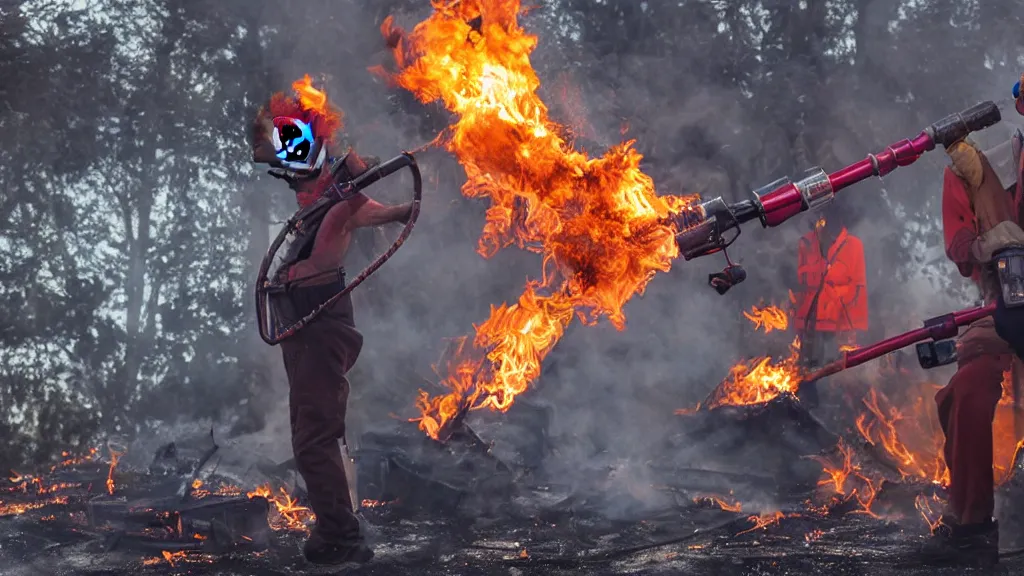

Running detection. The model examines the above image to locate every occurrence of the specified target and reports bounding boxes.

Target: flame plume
[380,0,694,438]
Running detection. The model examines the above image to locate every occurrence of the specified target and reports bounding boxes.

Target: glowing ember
[360,498,396,509]
[915,493,944,534]
[743,303,789,333]
[693,495,742,512]
[703,336,803,409]
[247,484,314,531]
[50,448,99,473]
[141,550,202,567]
[0,496,68,517]
[378,0,694,439]
[106,448,124,496]
[804,529,825,542]
[735,511,799,536]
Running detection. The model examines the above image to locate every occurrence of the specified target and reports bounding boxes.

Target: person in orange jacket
[793,207,868,407]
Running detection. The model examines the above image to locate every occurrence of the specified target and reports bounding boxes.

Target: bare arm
[285,194,413,281]
[348,195,414,229]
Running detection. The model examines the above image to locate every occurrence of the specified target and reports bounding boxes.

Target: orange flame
[743,304,789,333]
[380,1,694,438]
[915,493,944,534]
[247,484,315,531]
[703,337,803,409]
[809,439,881,517]
[856,388,949,485]
[0,496,68,517]
[146,551,187,567]
[291,74,331,116]
[106,448,124,496]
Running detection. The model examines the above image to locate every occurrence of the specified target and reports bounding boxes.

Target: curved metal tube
[255,152,423,345]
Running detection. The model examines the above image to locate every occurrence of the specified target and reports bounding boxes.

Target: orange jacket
[794,227,868,332]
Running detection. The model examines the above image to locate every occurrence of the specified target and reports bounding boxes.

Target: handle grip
[929,101,1001,148]
[351,152,415,192]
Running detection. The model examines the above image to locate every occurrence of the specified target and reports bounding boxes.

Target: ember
[141,550,213,567]
[0,496,68,517]
[106,447,124,495]
[736,511,799,536]
[693,495,742,512]
[360,498,396,509]
[379,0,695,439]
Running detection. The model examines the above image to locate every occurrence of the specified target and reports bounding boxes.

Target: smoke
[214,0,1024,521]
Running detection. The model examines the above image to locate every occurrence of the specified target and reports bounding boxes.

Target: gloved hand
[970,221,1024,262]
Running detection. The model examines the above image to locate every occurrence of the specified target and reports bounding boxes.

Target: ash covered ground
[2,392,1024,576]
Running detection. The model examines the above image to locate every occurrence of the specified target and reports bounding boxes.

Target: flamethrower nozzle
[927,101,1001,148]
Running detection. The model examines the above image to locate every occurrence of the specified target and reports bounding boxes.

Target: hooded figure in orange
[792,206,868,407]
[250,77,413,567]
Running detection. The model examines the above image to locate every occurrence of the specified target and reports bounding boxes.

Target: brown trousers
[934,321,1011,524]
[280,286,364,542]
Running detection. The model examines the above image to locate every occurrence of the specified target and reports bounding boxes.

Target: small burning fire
[703,336,803,409]
[855,388,948,484]
[106,447,124,496]
[914,493,944,534]
[247,484,315,531]
[378,0,695,439]
[743,303,789,333]
[809,440,880,517]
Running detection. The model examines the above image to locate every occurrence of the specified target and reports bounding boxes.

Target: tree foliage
[0,0,1021,469]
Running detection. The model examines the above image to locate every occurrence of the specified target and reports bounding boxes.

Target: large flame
[380,0,693,438]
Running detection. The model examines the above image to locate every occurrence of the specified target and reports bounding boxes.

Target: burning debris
[672,302,1024,541]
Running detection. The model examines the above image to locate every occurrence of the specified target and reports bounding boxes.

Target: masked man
[792,209,868,407]
[920,117,1024,566]
[250,81,413,567]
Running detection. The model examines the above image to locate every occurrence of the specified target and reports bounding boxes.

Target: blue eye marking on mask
[275,119,315,160]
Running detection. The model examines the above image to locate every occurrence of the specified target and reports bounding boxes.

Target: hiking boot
[303,532,374,567]
[915,516,998,568]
